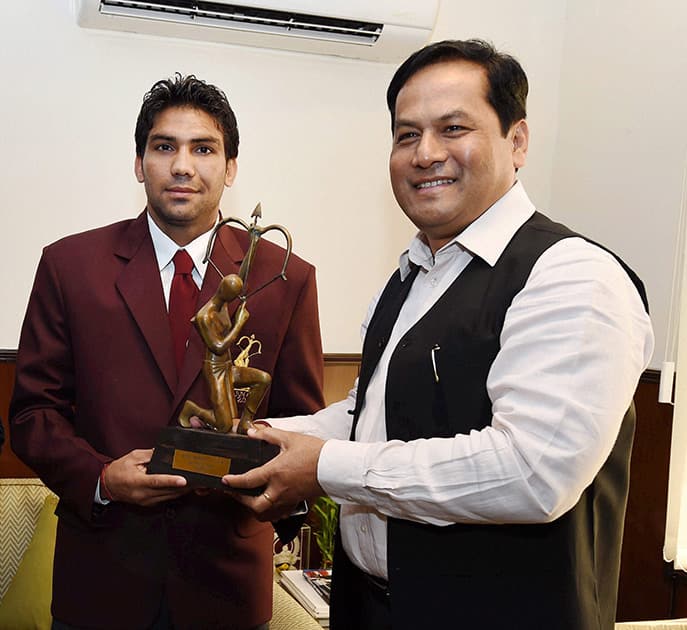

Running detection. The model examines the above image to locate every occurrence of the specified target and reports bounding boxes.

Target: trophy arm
[258,224,292,279]
[223,302,250,349]
[202,216,251,265]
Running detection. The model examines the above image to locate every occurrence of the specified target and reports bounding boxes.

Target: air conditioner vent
[77,0,440,62]
[100,1,383,46]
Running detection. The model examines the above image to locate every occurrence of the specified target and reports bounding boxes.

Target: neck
[147,211,218,247]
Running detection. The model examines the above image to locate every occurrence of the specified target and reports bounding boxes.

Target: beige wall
[1,1,684,365]
[550,0,687,371]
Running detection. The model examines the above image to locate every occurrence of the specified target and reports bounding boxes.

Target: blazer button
[165,506,176,519]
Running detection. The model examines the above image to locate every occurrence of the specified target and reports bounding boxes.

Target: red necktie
[169,249,199,374]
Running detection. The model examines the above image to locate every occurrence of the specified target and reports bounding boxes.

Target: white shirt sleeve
[318,238,654,526]
[270,387,356,440]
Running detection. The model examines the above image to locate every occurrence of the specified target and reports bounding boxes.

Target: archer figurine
[178,274,271,434]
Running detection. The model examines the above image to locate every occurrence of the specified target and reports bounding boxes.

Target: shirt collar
[399,181,536,279]
[146,212,217,275]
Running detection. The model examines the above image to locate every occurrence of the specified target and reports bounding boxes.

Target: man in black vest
[226,40,654,629]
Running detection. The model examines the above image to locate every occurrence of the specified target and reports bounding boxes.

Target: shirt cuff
[317,439,370,504]
[94,478,111,505]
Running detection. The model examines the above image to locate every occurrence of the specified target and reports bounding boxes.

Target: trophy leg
[233,367,272,434]
[179,400,218,431]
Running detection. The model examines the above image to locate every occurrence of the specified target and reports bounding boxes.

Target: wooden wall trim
[320,353,362,363]
[0,349,17,362]
[641,369,661,385]
[0,348,664,385]
[1,349,365,364]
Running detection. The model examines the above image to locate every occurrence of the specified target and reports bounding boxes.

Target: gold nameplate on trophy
[172,449,232,477]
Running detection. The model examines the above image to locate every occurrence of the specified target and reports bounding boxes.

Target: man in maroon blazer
[9,74,325,630]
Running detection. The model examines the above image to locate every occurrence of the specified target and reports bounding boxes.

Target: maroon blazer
[10,212,325,629]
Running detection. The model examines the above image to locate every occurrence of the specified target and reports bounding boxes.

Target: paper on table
[279,569,330,622]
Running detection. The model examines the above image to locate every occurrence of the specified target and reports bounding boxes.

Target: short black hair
[135,73,239,160]
[386,39,528,137]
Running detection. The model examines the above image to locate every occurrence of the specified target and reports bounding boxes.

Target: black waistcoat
[345,212,648,630]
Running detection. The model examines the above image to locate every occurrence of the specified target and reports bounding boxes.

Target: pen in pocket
[431,344,441,383]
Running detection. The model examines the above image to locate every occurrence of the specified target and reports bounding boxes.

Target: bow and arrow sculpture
[178,203,292,434]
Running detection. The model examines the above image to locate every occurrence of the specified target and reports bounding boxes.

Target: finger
[189,416,205,429]
[222,466,269,490]
[245,426,287,446]
[226,490,277,521]
[225,489,257,509]
[145,473,187,488]
[148,487,189,500]
[140,488,190,506]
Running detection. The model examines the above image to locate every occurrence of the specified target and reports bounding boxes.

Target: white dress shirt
[271,182,654,580]
[147,213,215,297]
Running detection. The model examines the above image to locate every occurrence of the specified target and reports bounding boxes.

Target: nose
[171,148,195,177]
[412,132,448,168]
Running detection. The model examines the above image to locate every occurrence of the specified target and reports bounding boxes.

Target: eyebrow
[394,109,472,131]
[148,133,221,145]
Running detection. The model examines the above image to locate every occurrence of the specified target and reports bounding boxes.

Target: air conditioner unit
[76,0,440,63]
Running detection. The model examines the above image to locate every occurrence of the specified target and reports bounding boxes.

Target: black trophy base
[148,426,279,495]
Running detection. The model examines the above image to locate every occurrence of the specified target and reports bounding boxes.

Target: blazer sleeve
[267,263,325,418]
[10,248,109,523]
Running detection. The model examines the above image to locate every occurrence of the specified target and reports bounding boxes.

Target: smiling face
[135,106,237,246]
[389,60,528,253]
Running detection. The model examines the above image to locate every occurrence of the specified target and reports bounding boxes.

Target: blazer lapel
[114,212,177,394]
[172,223,246,411]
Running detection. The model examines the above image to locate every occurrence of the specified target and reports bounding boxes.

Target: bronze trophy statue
[148,205,291,493]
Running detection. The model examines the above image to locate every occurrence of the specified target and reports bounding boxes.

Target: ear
[134,155,145,183]
[225,158,238,187]
[511,119,529,170]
